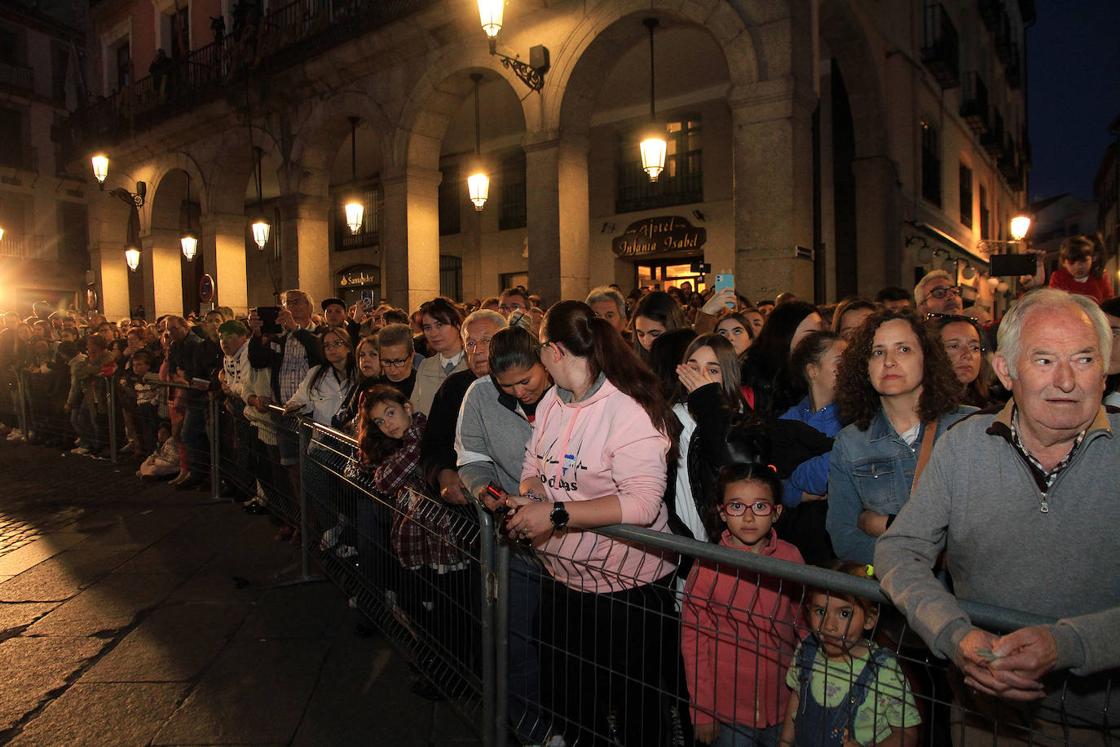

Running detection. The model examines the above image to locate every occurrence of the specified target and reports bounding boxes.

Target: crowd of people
[0,233,1117,746]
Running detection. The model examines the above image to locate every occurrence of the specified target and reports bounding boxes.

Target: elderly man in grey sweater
[876,289,1120,743]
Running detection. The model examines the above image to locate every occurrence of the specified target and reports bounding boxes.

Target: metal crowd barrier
[9,371,1116,746]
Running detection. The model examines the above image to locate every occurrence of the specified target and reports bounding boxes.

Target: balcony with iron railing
[959,72,990,134]
[981,110,1005,156]
[0,233,43,260]
[63,0,431,158]
[0,62,34,94]
[921,2,960,89]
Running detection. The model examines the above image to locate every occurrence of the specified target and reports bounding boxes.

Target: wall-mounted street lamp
[467,73,489,212]
[250,146,270,250]
[344,117,365,235]
[639,18,667,182]
[1009,214,1032,242]
[477,0,549,92]
[181,173,198,262]
[91,154,109,185]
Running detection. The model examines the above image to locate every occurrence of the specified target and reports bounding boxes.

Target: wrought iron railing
[63,0,430,157]
[0,62,34,92]
[959,72,990,134]
[921,2,961,89]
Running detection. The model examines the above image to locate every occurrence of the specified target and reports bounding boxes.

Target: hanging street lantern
[344,117,365,234]
[640,18,667,182]
[180,232,198,262]
[181,173,198,261]
[1009,214,1032,242]
[468,172,490,212]
[91,154,109,185]
[468,73,489,212]
[125,244,141,271]
[251,218,270,250]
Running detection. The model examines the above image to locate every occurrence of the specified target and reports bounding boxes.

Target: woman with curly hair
[826,310,976,564]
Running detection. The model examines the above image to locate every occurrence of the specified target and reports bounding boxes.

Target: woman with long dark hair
[827,310,976,564]
[503,300,683,746]
[630,290,688,362]
[740,301,825,416]
[928,313,998,409]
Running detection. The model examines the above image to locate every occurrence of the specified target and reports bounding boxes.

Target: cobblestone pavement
[0,442,479,746]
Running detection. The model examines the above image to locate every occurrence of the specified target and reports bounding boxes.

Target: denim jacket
[826,405,975,564]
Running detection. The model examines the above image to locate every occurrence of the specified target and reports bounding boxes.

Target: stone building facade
[66,0,1034,319]
[0,1,89,312]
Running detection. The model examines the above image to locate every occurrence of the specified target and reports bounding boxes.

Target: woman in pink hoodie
[504,300,682,747]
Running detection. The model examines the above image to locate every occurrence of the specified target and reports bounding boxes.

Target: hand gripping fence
[21,378,1117,746]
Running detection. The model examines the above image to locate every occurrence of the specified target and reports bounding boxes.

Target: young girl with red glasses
[682,463,805,746]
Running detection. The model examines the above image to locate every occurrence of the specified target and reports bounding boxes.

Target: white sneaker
[7,429,25,442]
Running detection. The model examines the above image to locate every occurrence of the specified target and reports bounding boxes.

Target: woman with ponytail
[503,300,685,746]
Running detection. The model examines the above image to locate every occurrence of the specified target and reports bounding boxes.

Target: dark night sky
[1027,0,1120,202]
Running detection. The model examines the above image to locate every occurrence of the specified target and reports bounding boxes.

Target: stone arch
[819,0,898,294]
[287,87,397,199]
[390,45,534,171]
[546,0,768,138]
[819,0,888,160]
[142,151,209,232]
[205,124,286,216]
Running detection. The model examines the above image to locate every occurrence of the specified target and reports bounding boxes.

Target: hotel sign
[612,216,707,258]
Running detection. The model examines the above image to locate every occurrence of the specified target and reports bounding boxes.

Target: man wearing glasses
[915,269,964,315]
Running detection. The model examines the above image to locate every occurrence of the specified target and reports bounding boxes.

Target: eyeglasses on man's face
[381,358,410,368]
[722,500,774,517]
[927,286,962,300]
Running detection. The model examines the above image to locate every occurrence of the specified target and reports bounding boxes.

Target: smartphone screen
[714,274,735,308]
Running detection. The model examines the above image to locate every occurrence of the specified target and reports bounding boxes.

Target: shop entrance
[635,259,707,293]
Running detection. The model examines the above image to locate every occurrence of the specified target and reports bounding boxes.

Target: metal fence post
[494,541,510,747]
[16,371,30,441]
[475,504,498,747]
[296,418,312,580]
[105,376,118,464]
[208,391,220,500]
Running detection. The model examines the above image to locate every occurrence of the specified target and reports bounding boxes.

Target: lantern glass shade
[124,246,141,271]
[1009,214,1032,242]
[344,200,365,235]
[180,233,198,261]
[0,226,5,241]
[478,0,503,39]
[251,219,270,249]
[467,172,490,211]
[91,154,109,184]
[640,135,667,182]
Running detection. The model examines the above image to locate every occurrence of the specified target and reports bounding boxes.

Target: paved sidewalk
[0,443,479,746]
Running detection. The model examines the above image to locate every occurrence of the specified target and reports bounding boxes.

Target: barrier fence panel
[11,368,1116,747]
[291,418,496,740]
[490,523,1118,747]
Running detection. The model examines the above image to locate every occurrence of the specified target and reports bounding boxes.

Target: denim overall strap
[793,636,884,747]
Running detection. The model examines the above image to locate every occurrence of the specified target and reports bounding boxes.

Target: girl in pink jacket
[503,300,682,747]
[682,463,805,746]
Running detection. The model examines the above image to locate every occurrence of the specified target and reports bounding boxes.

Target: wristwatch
[549,502,569,530]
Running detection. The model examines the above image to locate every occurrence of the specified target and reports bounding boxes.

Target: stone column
[277,195,332,303]
[852,154,900,293]
[524,135,590,306]
[141,228,184,318]
[92,244,131,320]
[381,167,442,310]
[730,80,817,301]
[200,211,249,315]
